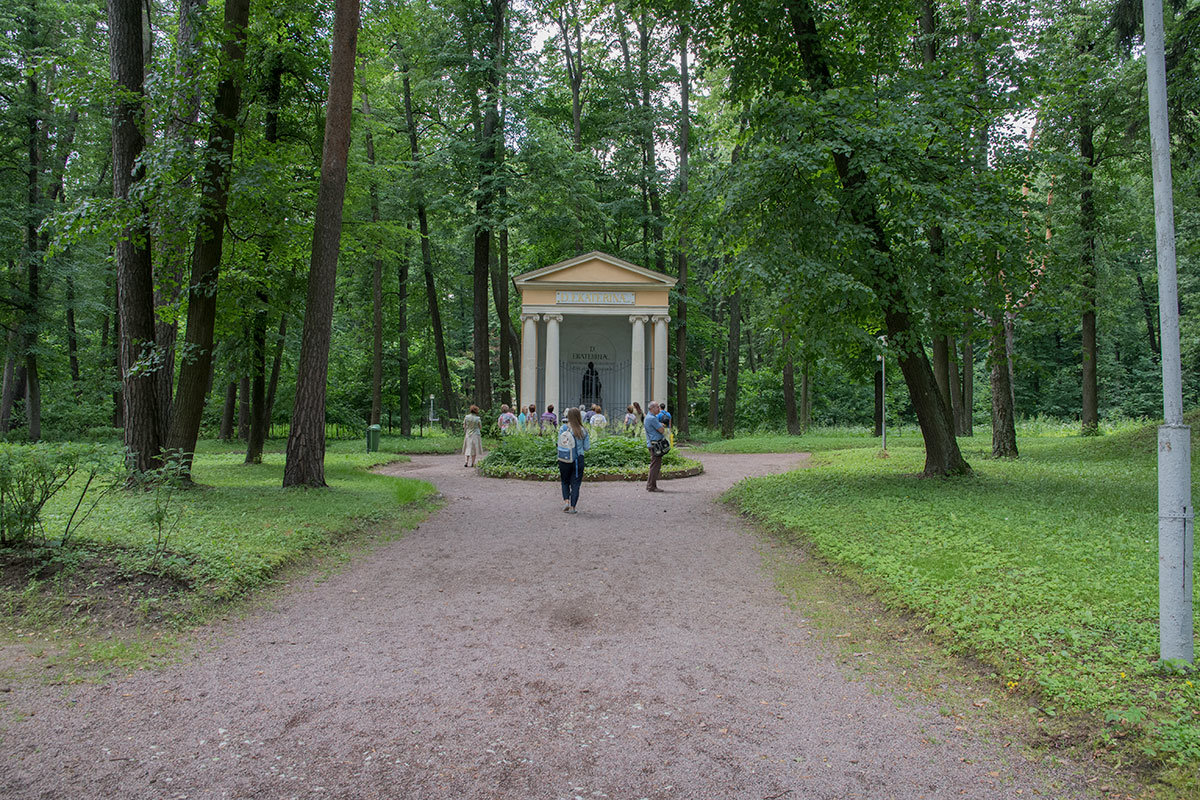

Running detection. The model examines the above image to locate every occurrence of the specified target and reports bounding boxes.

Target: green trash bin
[366,423,381,453]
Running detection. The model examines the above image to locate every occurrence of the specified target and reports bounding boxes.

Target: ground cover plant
[1,444,436,632]
[694,427,882,454]
[725,422,1200,773]
[479,433,701,479]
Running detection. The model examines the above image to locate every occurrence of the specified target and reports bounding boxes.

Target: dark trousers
[647,447,662,490]
[559,456,583,507]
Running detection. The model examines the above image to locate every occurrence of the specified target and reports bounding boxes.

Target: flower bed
[479,433,702,481]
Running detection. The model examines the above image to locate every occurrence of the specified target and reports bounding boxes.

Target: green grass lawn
[694,427,882,454]
[8,443,437,623]
[724,422,1200,768]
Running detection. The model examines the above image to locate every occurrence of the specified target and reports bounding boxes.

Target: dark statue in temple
[581,361,602,407]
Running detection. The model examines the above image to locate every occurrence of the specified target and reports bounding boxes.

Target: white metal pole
[1144,0,1194,664]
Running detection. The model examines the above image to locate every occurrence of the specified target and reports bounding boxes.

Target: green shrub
[480,431,691,477]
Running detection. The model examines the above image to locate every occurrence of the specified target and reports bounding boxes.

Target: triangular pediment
[514,251,676,288]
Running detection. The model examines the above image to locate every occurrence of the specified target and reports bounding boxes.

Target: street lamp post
[1144,0,1193,665]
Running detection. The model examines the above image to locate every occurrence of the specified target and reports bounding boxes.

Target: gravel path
[0,451,1091,800]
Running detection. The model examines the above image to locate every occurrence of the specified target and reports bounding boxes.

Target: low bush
[480,432,698,478]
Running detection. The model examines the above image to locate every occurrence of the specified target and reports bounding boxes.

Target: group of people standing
[553,399,674,511]
[460,398,675,513]
[494,403,561,435]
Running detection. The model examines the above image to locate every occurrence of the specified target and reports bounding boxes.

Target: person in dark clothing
[581,361,601,406]
[644,401,666,492]
[557,407,591,513]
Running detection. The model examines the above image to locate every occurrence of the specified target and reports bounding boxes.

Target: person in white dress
[462,405,484,467]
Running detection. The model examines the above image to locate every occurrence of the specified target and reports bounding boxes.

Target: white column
[629,315,648,409]
[544,314,563,417]
[651,314,670,406]
[520,313,540,412]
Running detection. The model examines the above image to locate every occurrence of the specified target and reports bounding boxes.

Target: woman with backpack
[557,407,591,514]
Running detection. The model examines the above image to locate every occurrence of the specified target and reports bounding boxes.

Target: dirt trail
[0,451,1090,799]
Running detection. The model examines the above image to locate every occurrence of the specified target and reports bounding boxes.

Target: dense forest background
[1,0,1197,474]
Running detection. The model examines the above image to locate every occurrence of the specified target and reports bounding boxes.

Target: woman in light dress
[462,404,484,467]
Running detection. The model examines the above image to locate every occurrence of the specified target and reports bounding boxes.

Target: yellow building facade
[514,251,676,416]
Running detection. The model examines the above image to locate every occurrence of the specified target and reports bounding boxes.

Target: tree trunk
[874,361,884,437]
[23,24,41,442]
[264,313,287,435]
[283,0,360,488]
[947,350,964,434]
[470,0,505,409]
[109,0,161,471]
[674,19,690,436]
[0,331,15,431]
[888,308,965,475]
[555,4,584,252]
[247,306,267,455]
[237,375,250,440]
[637,12,665,274]
[219,381,236,440]
[247,58,286,462]
[721,287,741,438]
[1005,312,1017,413]
[489,233,515,406]
[922,0,958,441]
[960,324,974,435]
[495,228,520,406]
[24,353,40,442]
[1080,115,1098,434]
[362,89,384,427]
[1133,265,1159,363]
[783,351,800,436]
[493,82,516,407]
[708,297,722,431]
[46,101,81,402]
[784,0,968,476]
[2,364,26,434]
[110,282,123,428]
[397,226,411,436]
[401,46,455,426]
[989,315,1018,458]
[163,0,252,474]
[371,241,383,426]
[154,0,209,442]
[800,358,811,432]
[932,334,952,423]
[66,276,81,392]
[708,344,721,430]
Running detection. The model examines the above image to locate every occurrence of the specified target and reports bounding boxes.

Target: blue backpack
[556,425,576,462]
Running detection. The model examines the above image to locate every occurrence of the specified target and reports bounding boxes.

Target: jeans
[559,455,584,507]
